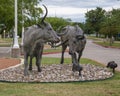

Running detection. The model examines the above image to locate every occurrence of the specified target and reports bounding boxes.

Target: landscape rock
[0,64,113,82]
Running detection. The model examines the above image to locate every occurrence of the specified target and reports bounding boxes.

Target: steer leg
[36,45,44,72]
[36,56,42,72]
[60,45,67,64]
[71,52,78,71]
[78,49,84,63]
[29,56,33,71]
[71,52,82,76]
[24,53,29,76]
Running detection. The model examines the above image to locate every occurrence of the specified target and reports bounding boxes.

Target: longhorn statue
[55,25,86,76]
[23,5,60,76]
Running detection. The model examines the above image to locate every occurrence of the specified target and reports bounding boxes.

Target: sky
[40,0,120,22]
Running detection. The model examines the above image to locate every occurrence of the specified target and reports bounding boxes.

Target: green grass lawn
[0,38,21,47]
[95,41,120,48]
[0,37,120,96]
[43,47,62,53]
[0,57,120,96]
[87,36,120,49]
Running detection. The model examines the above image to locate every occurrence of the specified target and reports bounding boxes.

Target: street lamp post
[20,0,24,54]
[13,0,19,48]
[3,30,5,39]
[11,0,20,58]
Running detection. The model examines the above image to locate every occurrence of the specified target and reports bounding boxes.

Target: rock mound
[0,64,113,82]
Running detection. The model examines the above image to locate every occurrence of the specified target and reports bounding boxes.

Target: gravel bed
[0,64,113,83]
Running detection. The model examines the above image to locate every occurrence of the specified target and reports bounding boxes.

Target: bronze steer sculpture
[23,5,59,76]
[55,25,86,76]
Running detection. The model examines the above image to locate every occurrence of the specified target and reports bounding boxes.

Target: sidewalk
[0,47,11,57]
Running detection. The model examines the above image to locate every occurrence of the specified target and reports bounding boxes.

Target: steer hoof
[38,68,42,72]
[29,67,32,71]
[78,66,83,76]
[24,70,29,76]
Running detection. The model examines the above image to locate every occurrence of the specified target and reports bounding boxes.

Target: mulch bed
[0,58,21,70]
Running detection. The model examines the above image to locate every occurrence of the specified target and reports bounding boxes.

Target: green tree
[111,8,120,33]
[18,0,42,36]
[46,17,70,31]
[0,0,42,37]
[46,17,85,32]
[85,7,105,37]
[96,8,120,45]
[100,9,120,39]
[0,0,14,35]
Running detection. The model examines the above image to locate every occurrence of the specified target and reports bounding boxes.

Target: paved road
[0,47,11,57]
[0,40,120,71]
[43,39,120,71]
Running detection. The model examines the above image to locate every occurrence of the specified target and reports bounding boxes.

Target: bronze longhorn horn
[41,4,48,24]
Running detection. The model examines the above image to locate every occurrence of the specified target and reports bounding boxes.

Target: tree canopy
[0,0,42,36]
[85,7,120,40]
[85,7,106,37]
[46,17,70,31]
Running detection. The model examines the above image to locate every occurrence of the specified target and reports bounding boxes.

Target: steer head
[37,5,60,44]
[75,25,85,40]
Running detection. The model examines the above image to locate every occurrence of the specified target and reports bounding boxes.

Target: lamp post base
[11,48,20,58]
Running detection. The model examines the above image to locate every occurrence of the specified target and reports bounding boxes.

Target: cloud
[40,0,120,22]
[47,5,86,15]
[42,5,86,22]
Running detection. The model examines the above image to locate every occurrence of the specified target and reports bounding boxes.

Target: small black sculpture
[107,61,118,73]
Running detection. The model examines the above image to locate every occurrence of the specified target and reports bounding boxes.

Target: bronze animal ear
[37,24,44,29]
[75,25,79,31]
